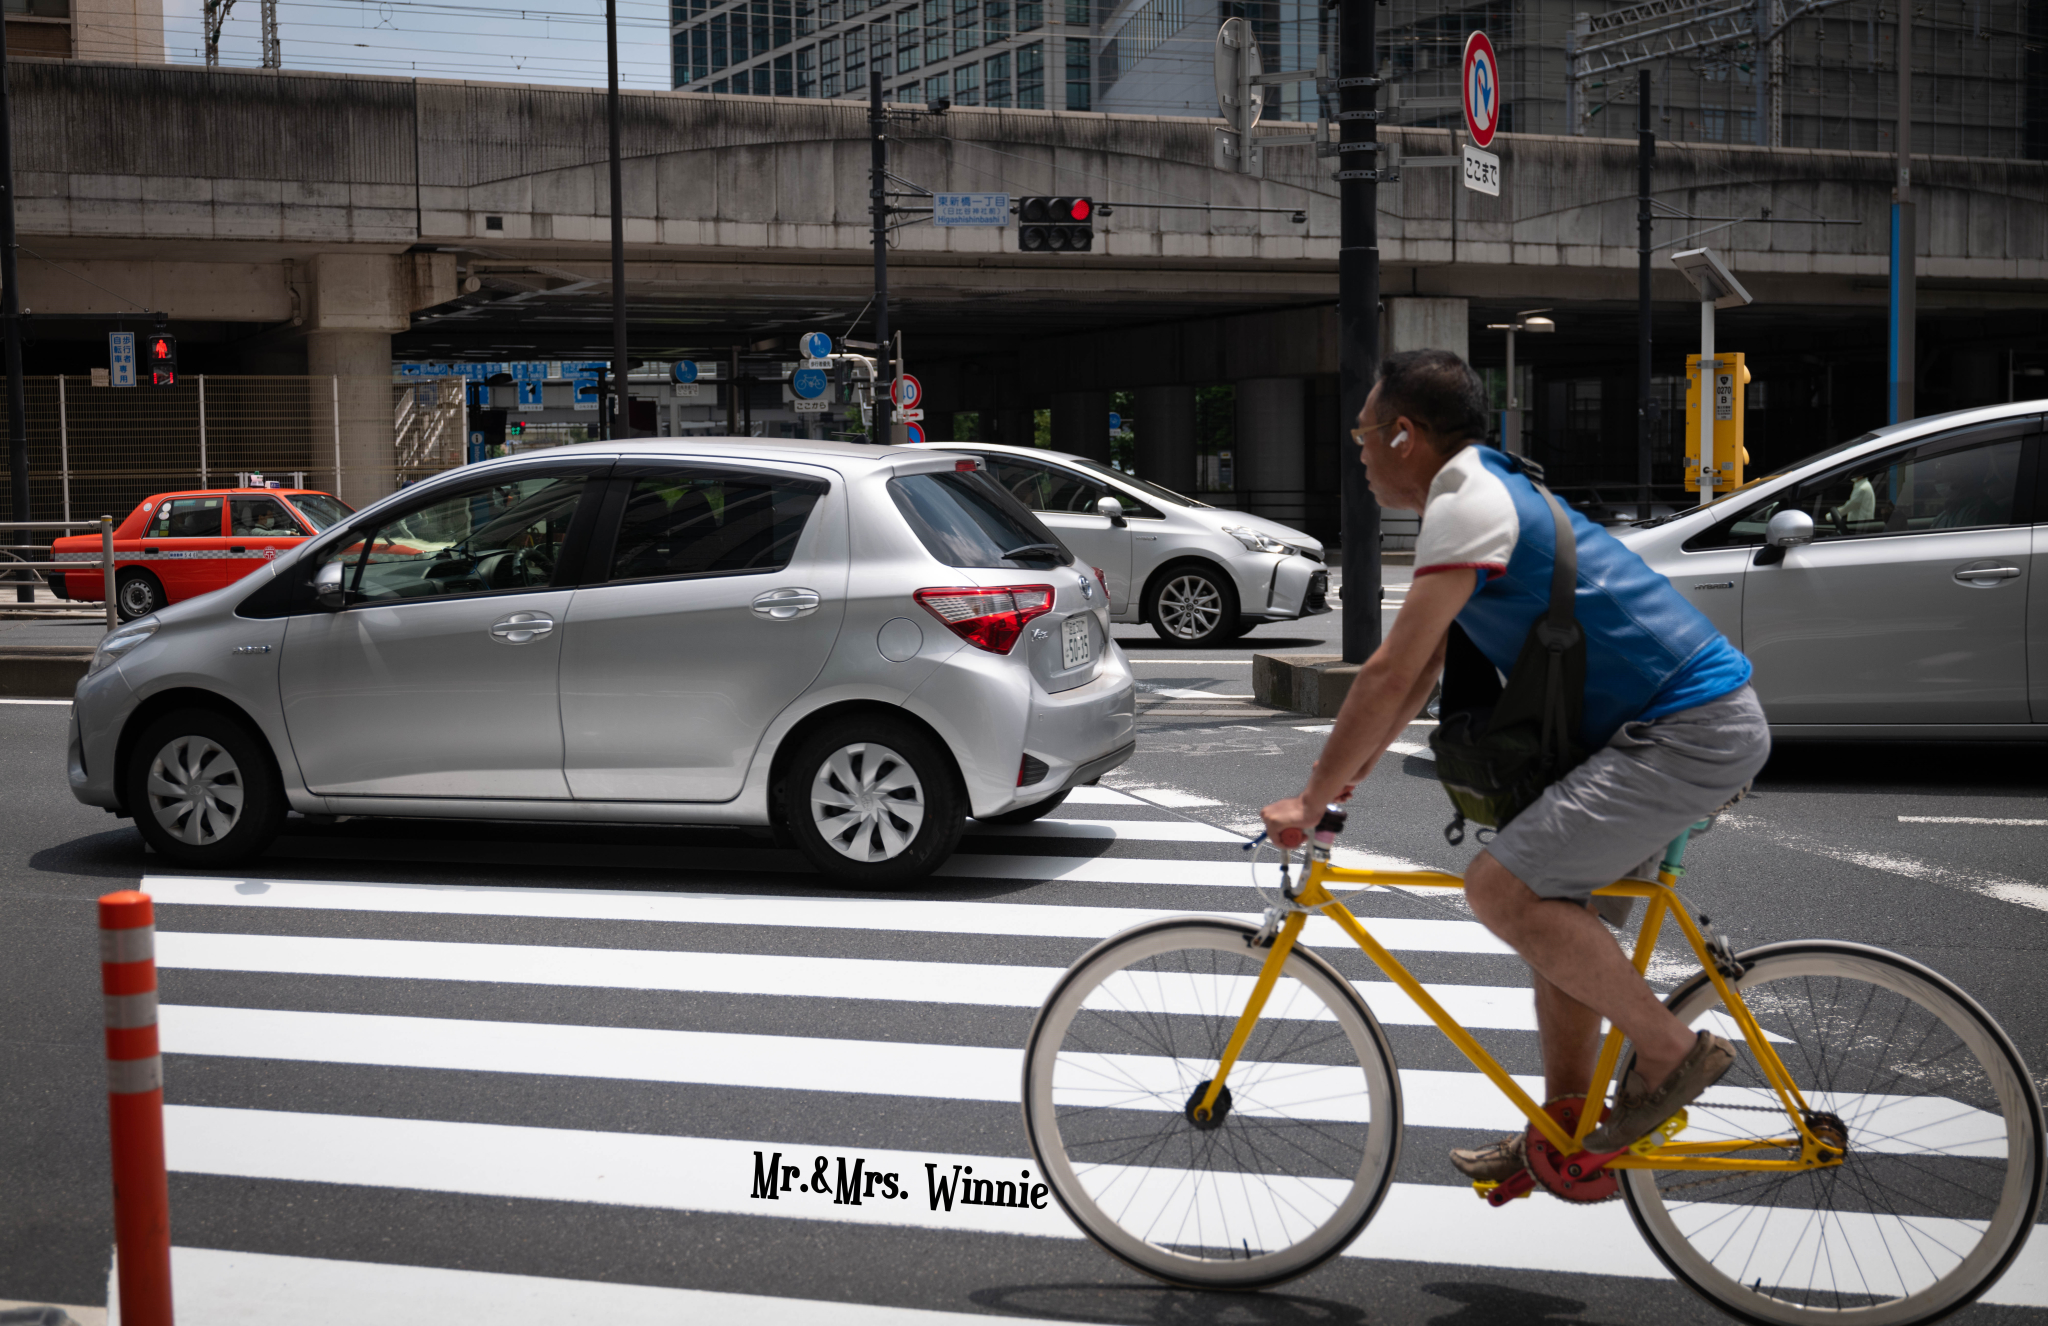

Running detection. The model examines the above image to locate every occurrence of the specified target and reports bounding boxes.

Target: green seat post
[1660,820,1712,876]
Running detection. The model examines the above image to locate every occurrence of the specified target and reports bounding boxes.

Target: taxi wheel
[782,717,964,885]
[124,708,287,867]
[115,570,165,623]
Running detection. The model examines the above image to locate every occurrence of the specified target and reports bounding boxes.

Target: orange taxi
[50,485,356,621]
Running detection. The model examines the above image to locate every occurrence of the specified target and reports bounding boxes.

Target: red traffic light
[1067,197,1092,222]
[143,333,178,388]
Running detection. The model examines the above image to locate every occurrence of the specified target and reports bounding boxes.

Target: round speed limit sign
[1463,31,1500,149]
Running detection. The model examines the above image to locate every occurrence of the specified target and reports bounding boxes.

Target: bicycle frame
[1192,825,1846,1174]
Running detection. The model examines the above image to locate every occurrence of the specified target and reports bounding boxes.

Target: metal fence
[2,517,115,626]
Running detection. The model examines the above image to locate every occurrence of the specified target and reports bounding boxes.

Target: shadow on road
[970,1282,1368,1324]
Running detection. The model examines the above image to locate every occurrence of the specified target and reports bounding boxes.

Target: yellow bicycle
[1021,809,2043,1323]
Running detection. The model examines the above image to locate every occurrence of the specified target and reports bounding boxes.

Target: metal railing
[3,517,117,630]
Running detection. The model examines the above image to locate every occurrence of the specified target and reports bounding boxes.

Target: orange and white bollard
[101,889,173,1326]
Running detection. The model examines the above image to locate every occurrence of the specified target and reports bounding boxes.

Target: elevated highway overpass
[12,59,2048,517]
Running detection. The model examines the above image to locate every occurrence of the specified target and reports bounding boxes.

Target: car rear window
[888,471,1073,569]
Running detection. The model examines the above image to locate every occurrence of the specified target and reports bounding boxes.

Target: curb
[1250,653,1357,718]
[0,648,91,698]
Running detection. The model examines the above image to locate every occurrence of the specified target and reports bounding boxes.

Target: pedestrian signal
[1685,351,1750,494]
[144,334,178,388]
[1017,196,1095,253]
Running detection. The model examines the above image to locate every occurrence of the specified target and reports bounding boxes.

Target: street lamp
[1484,310,1554,456]
[1670,247,1754,504]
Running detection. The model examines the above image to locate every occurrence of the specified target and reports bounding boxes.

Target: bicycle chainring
[1524,1096,1624,1204]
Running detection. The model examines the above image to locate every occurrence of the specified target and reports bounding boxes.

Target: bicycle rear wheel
[1021,917,1402,1290]
[1621,941,2044,1326]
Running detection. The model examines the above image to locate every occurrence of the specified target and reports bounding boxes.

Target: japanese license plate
[1061,615,1093,669]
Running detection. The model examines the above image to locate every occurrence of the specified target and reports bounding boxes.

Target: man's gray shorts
[1486,684,1771,904]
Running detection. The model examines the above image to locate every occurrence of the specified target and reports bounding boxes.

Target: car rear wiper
[1002,542,1064,559]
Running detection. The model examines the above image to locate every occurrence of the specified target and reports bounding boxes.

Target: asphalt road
[4,574,2048,1325]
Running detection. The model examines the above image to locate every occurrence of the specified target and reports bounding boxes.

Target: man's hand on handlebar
[1261,787,1354,848]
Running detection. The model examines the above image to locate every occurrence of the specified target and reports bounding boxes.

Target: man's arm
[1261,570,1475,838]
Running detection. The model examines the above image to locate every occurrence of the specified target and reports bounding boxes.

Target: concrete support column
[1133,385,1195,494]
[306,330,393,508]
[1377,298,1469,549]
[1050,391,1112,462]
[1234,377,1307,526]
[984,408,1033,448]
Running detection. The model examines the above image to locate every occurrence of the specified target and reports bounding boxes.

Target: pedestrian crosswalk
[135,788,2048,1322]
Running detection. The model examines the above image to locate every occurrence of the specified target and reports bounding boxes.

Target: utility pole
[1337,0,1381,665]
[1636,69,1655,518]
[607,0,630,438]
[869,69,895,444]
[0,13,29,603]
[1889,5,1914,423]
[203,0,233,66]
[260,0,280,67]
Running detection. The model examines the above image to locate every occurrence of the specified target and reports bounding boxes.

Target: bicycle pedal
[1630,1108,1689,1156]
[1476,1172,1535,1205]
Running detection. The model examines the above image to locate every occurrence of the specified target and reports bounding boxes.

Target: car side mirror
[312,558,353,610]
[1095,496,1127,528]
[1754,509,1814,567]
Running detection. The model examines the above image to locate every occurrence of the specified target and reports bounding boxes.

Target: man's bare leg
[1465,850,1696,1087]
[1534,971,1603,1101]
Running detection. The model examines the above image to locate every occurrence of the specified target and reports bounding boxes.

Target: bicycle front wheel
[1021,917,1402,1290]
[1622,941,2044,1326]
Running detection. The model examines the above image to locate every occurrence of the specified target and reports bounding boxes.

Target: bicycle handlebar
[1273,805,1348,851]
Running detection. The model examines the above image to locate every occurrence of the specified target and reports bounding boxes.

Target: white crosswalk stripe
[132,801,2048,1320]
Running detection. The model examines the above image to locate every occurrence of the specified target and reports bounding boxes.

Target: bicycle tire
[1021,917,1402,1289]
[1620,941,2044,1326]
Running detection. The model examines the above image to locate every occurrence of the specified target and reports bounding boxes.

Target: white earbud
[1391,429,1410,450]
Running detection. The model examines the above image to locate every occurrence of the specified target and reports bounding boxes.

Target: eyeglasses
[1350,419,1399,446]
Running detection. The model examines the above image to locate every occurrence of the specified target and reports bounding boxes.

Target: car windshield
[1060,456,1211,509]
[889,471,1073,569]
[288,493,356,532]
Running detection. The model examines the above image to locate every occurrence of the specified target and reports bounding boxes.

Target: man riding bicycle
[1261,349,1771,1177]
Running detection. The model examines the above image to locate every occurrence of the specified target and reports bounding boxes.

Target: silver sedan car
[67,439,1136,880]
[920,442,1331,647]
[1617,400,2045,737]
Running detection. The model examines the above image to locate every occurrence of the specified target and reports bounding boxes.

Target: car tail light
[914,585,1053,654]
[954,459,979,472]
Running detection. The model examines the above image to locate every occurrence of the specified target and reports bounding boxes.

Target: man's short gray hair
[1375,349,1490,453]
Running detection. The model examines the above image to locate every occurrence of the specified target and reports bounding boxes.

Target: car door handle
[489,612,556,644]
[752,587,821,619]
[230,546,247,553]
[1953,563,2022,586]
[1134,534,1158,540]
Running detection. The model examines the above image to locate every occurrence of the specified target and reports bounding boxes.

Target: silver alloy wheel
[1156,573,1225,640]
[145,735,245,845]
[118,576,158,620]
[808,741,926,862]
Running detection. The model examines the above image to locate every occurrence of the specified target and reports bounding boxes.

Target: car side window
[983,456,1102,513]
[329,474,589,604]
[230,497,309,537]
[606,470,826,582]
[148,497,222,539]
[1688,432,2028,549]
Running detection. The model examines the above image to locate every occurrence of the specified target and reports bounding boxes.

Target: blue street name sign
[108,332,136,388]
[932,193,1011,227]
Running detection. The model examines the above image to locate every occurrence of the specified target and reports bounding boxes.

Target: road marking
[143,875,1496,948]
[1041,786,1143,805]
[1721,814,2048,913]
[155,936,1549,1026]
[160,1108,2043,1298]
[0,697,71,705]
[1389,742,1436,761]
[966,818,1242,843]
[1898,816,2048,827]
[1116,786,1223,809]
[935,852,1424,885]
[137,1247,1124,1326]
[1136,684,1256,700]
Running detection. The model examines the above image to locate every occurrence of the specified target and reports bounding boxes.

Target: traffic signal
[1017,196,1094,253]
[144,334,178,387]
[1685,351,1751,494]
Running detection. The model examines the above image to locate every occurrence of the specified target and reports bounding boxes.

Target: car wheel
[1147,564,1241,648]
[124,708,287,867]
[978,788,1070,825]
[783,718,965,884]
[116,570,165,623]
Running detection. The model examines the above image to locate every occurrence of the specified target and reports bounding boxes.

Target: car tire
[782,717,966,884]
[124,707,287,867]
[1146,563,1241,648]
[978,788,1070,825]
[116,569,165,623]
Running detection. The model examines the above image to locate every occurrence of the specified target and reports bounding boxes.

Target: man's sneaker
[1449,1132,1526,1183]
[1585,1031,1736,1152]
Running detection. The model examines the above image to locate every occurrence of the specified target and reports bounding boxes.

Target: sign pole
[869,69,895,444]
[1636,68,1655,518]
[1337,0,1381,666]
[606,0,630,439]
[0,10,29,603]
[1889,5,1914,424]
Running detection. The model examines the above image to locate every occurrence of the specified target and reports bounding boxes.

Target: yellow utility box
[1684,352,1752,493]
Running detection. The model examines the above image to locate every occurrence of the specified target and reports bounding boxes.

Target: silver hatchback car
[1618,400,2046,737]
[68,439,1137,881]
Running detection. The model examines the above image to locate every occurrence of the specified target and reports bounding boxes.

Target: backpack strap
[1531,484,1582,768]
